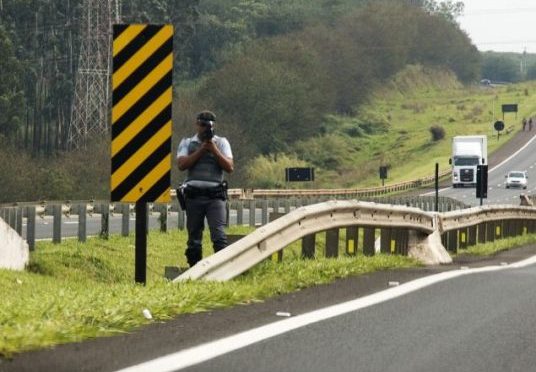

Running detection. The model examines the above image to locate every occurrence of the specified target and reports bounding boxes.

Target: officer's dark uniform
[177,130,233,267]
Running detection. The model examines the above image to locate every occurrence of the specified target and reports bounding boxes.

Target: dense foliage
[182,1,480,184]
[0,0,483,201]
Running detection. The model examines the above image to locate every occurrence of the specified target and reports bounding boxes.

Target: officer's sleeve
[177,138,190,159]
[218,137,233,159]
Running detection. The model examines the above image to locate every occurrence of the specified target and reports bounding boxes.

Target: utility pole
[68,0,121,149]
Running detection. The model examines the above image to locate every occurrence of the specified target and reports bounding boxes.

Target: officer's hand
[202,140,218,154]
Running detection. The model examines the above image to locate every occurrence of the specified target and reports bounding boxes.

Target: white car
[505,171,528,189]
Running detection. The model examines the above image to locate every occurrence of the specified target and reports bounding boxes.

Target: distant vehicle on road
[450,135,488,188]
[480,79,491,86]
[505,171,528,189]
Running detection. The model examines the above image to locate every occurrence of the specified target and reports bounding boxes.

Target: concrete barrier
[0,217,29,271]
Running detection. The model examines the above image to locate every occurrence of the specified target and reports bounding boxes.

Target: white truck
[450,135,487,188]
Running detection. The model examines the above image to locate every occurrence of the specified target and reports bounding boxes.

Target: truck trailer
[450,135,487,188]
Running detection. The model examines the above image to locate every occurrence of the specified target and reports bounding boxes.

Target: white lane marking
[64,221,78,225]
[489,134,536,172]
[115,255,536,372]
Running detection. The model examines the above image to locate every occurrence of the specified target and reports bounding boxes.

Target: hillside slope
[246,65,536,188]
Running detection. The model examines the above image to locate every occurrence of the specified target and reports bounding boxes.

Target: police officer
[176,111,234,267]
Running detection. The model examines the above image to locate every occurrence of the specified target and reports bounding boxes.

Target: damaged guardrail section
[176,200,438,282]
[176,201,536,282]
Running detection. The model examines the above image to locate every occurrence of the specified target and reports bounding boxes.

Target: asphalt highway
[438,132,536,206]
[4,246,536,372]
[177,258,536,372]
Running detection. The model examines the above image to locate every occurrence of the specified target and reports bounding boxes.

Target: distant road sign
[501,104,518,113]
[379,166,388,179]
[111,24,173,203]
[494,120,505,132]
[285,167,314,182]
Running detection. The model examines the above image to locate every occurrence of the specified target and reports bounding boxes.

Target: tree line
[0,0,480,202]
[175,1,480,184]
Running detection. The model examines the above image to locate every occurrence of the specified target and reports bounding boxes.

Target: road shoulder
[2,244,536,372]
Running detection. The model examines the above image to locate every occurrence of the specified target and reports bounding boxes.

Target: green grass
[0,227,418,357]
[262,66,536,189]
[357,76,536,187]
[455,234,536,257]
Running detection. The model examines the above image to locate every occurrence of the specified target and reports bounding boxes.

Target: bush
[245,153,309,188]
[429,125,445,141]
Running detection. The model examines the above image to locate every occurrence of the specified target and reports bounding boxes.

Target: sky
[458,0,536,54]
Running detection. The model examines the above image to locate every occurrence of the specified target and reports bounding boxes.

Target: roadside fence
[0,195,467,251]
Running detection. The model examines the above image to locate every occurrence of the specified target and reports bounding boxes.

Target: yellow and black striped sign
[111,24,173,203]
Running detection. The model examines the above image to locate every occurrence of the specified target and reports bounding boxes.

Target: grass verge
[455,233,536,257]
[0,227,418,357]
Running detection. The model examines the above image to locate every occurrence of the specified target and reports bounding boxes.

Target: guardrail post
[122,203,130,236]
[272,199,280,215]
[447,230,457,252]
[529,220,536,234]
[261,200,268,225]
[486,222,495,242]
[458,228,468,249]
[249,199,256,227]
[363,227,375,256]
[398,229,409,255]
[325,228,339,258]
[301,234,316,258]
[468,226,477,247]
[27,206,36,251]
[284,199,291,214]
[477,223,486,244]
[441,232,447,248]
[511,220,519,237]
[159,204,168,232]
[345,226,358,256]
[8,208,16,230]
[53,204,62,244]
[495,222,503,240]
[515,220,524,236]
[511,220,518,237]
[503,220,511,238]
[100,202,109,239]
[178,209,185,230]
[380,228,392,254]
[15,207,23,235]
[78,204,87,242]
[268,211,284,262]
[237,201,243,225]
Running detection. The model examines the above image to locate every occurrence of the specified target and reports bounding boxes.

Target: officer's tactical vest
[186,140,224,183]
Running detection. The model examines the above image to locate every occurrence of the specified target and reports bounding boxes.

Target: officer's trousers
[184,196,227,267]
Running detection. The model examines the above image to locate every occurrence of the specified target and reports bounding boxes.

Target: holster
[177,185,187,211]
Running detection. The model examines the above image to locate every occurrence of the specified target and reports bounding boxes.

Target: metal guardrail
[246,169,451,199]
[2,194,536,281]
[0,195,466,250]
[176,200,437,281]
[175,200,536,282]
[163,169,451,199]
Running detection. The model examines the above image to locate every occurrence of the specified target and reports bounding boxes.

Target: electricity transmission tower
[68,0,121,149]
